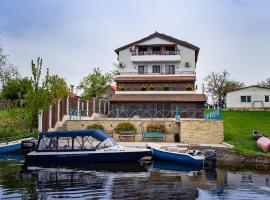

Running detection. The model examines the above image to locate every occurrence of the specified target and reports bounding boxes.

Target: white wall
[226,86,270,108]
[117,36,196,74]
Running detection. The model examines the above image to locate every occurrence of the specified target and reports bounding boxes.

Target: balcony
[118,71,196,76]
[131,50,181,62]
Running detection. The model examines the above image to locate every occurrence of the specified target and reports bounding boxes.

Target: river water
[0,154,269,200]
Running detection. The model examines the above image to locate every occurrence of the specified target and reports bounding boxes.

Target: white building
[109,32,207,118]
[226,85,270,109]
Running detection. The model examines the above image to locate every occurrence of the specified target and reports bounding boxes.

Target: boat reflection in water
[0,154,270,199]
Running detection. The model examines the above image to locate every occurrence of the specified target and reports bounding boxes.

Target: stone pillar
[86,100,89,117]
[77,98,80,118]
[98,99,101,113]
[57,99,60,121]
[66,96,69,115]
[103,101,106,114]
[93,97,96,113]
[49,105,52,129]
[38,109,43,132]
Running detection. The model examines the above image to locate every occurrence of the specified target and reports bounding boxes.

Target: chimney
[70,85,74,93]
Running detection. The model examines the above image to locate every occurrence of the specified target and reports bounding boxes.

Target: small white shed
[226,85,270,109]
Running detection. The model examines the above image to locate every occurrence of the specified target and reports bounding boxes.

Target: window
[165,46,175,55]
[58,137,72,150]
[138,66,147,74]
[265,96,269,102]
[152,65,160,73]
[138,47,148,55]
[152,47,161,55]
[241,96,251,103]
[165,65,175,74]
[38,137,57,151]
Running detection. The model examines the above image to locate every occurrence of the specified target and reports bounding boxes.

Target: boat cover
[39,130,110,142]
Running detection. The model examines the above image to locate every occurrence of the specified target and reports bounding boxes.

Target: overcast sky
[0,0,269,93]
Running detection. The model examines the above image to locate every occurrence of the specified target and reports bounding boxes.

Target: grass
[223,110,270,156]
[0,108,37,143]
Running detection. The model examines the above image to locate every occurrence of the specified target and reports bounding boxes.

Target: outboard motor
[204,149,217,169]
[21,140,36,154]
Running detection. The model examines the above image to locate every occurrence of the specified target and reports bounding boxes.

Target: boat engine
[21,140,36,154]
[204,149,217,169]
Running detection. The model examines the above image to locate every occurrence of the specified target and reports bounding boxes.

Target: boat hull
[149,146,204,166]
[26,150,150,164]
[0,143,21,153]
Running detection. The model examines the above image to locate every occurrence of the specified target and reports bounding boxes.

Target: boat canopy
[39,130,110,142]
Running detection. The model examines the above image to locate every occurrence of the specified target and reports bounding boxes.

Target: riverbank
[223,110,270,156]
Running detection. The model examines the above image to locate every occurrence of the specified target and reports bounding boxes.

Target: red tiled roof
[110,93,207,102]
[114,32,200,62]
[115,76,196,83]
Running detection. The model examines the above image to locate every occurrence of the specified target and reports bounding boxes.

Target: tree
[25,57,69,131]
[204,70,244,105]
[258,77,270,88]
[0,47,19,89]
[78,67,113,99]
[2,78,32,100]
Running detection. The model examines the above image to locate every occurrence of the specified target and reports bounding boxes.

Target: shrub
[114,122,136,133]
[86,123,104,131]
[146,124,165,132]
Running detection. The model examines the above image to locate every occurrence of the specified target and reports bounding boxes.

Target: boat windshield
[96,138,117,150]
[37,135,116,151]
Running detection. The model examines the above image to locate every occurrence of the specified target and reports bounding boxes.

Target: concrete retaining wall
[65,118,224,144]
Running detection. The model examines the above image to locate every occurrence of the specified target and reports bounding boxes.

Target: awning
[110,93,207,102]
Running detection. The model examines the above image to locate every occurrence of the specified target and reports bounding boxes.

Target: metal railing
[118,71,195,76]
[132,50,180,56]
[204,109,222,120]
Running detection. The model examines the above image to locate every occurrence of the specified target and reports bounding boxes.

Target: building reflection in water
[0,156,269,199]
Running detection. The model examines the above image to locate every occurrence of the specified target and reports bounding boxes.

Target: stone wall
[180,119,224,144]
[65,118,224,144]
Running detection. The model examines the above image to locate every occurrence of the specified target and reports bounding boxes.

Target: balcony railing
[118,71,196,75]
[132,50,180,56]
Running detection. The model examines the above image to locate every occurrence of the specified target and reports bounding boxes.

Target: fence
[204,109,222,120]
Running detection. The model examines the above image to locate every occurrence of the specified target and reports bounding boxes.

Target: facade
[226,85,270,109]
[109,32,207,118]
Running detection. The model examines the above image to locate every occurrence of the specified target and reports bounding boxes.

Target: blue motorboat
[26,130,151,164]
[148,143,204,166]
[0,138,33,153]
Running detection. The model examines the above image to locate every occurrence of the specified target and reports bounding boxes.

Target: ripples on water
[0,154,269,200]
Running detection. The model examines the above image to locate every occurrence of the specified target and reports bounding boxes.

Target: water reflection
[0,154,269,199]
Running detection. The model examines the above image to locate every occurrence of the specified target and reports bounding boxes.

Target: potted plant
[143,123,165,140]
[86,123,104,131]
[114,122,136,141]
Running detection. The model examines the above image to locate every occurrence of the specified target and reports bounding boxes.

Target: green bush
[86,123,104,131]
[114,122,136,133]
[0,124,37,142]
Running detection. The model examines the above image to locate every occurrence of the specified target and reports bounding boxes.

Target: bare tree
[204,70,244,105]
[258,77,270,88]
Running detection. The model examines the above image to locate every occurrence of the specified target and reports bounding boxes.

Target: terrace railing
[204,109,222,120]
[119,71,195,76]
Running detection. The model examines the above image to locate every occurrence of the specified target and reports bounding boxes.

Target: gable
[137,37,175,45]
